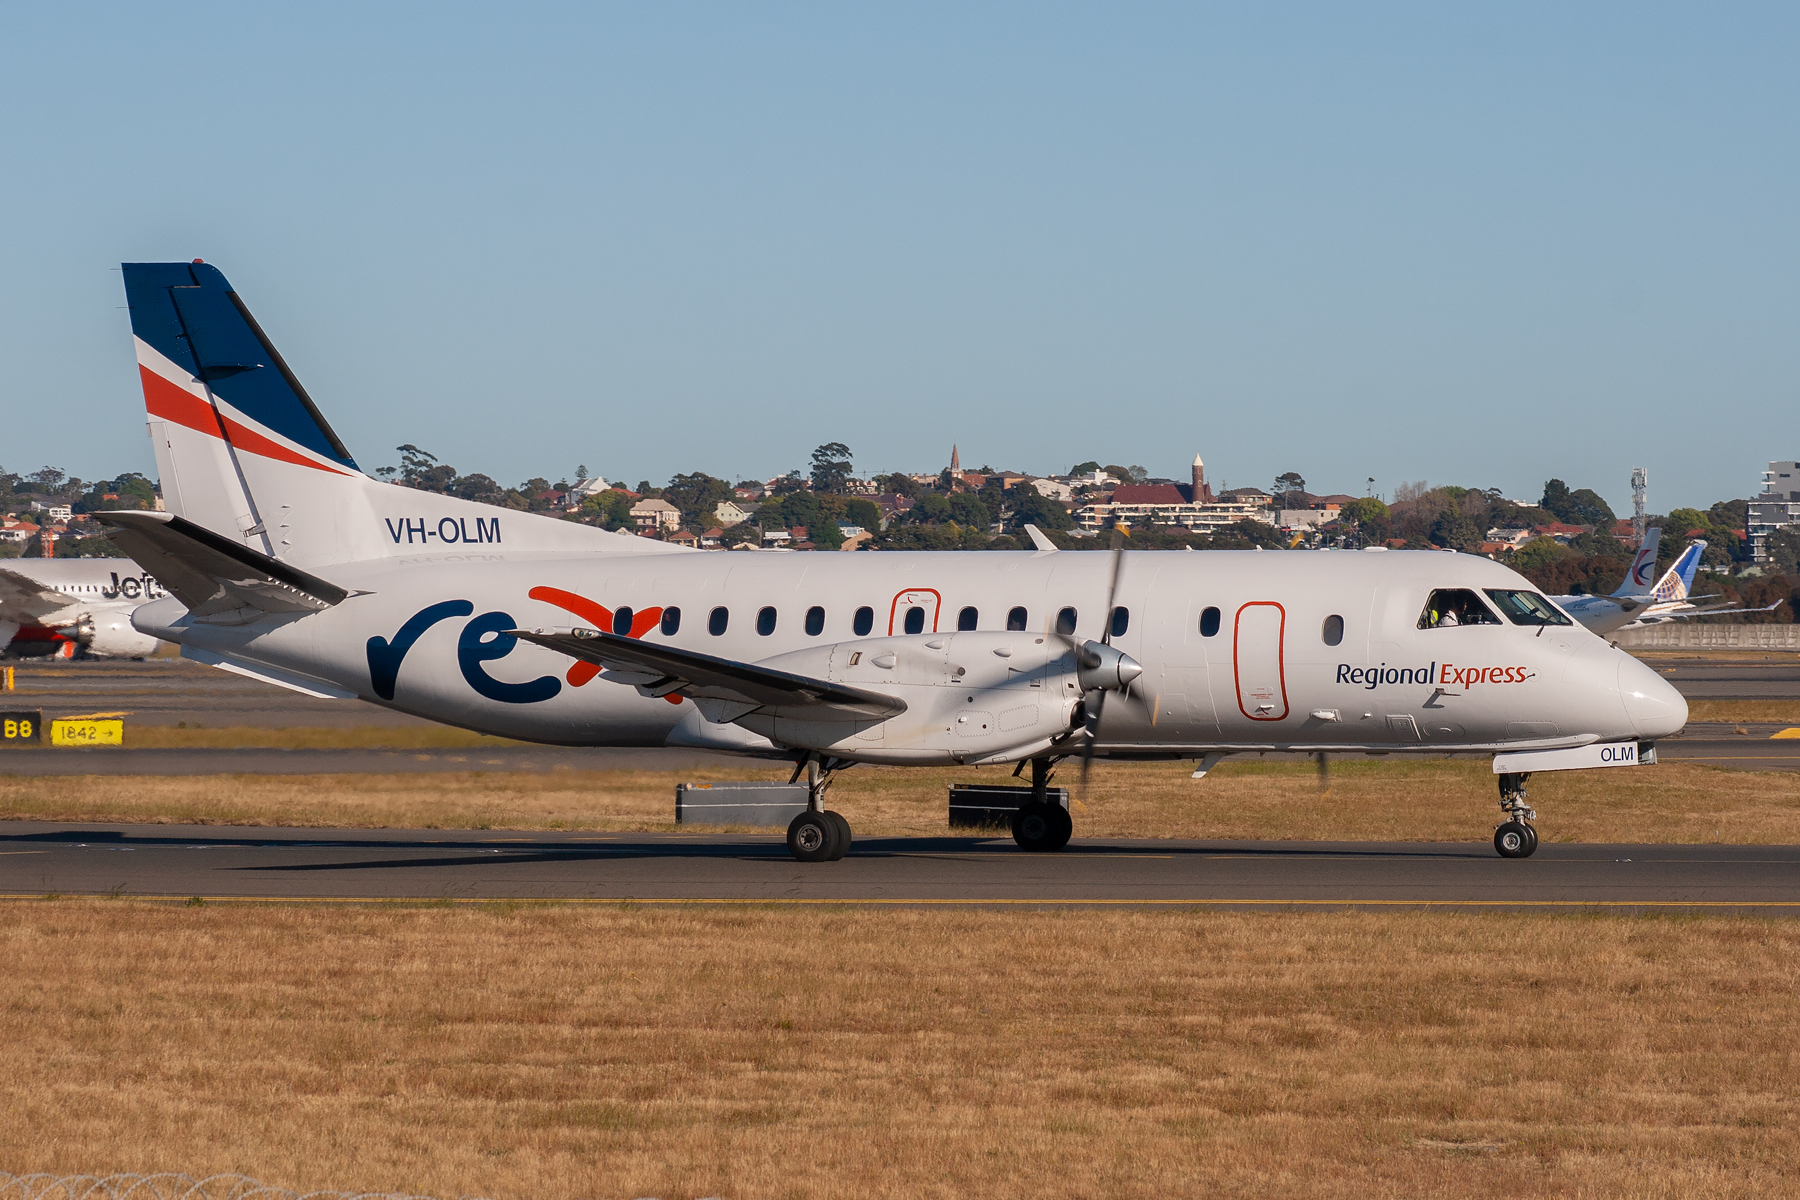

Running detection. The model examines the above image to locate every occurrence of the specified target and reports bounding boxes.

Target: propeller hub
[1076,641,1142,693]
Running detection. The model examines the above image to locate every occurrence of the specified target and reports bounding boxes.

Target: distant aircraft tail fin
[1611,526,1662,596]
[1650,540,1707,604]
[122,261,670,569]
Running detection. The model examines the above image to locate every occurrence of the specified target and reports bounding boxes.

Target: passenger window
[903,606,925,635]
[1484,589,1573,627]
[612,606,634,636]
[1199,606,1220,637]
[1322,614,1343,646]
[1109,607,1129,638]
[660,607,680,636]
[1056,607,1078,636]
[1006,606,1028,631]
[757,606,778,636]
[1418,588,1502,629]
[708,606,729,636]
[853,606,874,636]
[805,606,825,636]
[958,606,978,631]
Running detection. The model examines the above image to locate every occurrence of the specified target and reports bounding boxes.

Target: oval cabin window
[1056,607,1078,636]
[1006,606,1028,631]
[660,607,681,636]
[805,606,825,636]
[708,607,729,636]
[853,606,874,636]
[757,607,778,636]
[612,606,634,636]
[958,606,979,631]
[1199,606,1221,637]
[903,606,926,635]
[1322,614,1344,646]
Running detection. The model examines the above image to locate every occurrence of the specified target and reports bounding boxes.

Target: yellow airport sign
[50,717,125,747]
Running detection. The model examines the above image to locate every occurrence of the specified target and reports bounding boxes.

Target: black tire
[824,810,852,860]
[1012,802,1070,852]
[1522,823,1539,856]
[1494,821,1532,859]
[787,811,835,863]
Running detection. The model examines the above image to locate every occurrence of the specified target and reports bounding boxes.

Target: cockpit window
[1484,589,1573,627]
[1418,588,1502,629]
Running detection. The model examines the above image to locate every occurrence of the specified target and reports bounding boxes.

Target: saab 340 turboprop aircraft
[100,261,1687,861]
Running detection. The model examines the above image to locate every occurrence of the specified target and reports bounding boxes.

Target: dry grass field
[2,902,1795,1199]
[3,757,1799,844]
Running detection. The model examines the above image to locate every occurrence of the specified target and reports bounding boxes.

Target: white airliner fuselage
[0,558,165,658]
[133,545,1681,760]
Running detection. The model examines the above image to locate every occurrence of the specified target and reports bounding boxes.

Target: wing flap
[94,510,348,619]
[509,627,906,721]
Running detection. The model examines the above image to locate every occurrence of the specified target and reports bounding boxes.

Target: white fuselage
[1,558,166,657]
[134,546,1687,764]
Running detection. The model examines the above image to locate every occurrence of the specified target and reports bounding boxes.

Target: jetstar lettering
[384,517,502,545]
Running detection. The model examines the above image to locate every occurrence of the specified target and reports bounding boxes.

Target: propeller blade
[1080,689,1106,789]
[1102,528,1127,644]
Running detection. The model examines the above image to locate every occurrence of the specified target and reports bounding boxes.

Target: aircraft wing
[1638,599,1787,623]
[509,626,907,721]
[0,565,76,624]
[95,510,348,618]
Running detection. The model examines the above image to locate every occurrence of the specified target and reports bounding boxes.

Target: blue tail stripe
[122,262,358,470]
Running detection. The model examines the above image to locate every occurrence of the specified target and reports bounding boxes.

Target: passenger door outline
[1233,601,1289,721]
[888,588,942,635]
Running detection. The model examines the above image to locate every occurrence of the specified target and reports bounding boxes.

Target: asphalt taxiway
[3,822,1796,913]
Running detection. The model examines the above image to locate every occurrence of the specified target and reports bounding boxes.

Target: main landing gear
[1012,758,1073,852]
[786,755,852,862]
[1494,772,1538,859]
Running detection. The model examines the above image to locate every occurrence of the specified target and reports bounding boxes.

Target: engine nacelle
[743,631,1087,765]
[74,611,163,658]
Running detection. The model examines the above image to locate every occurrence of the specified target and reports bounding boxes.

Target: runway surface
[1652,659,1800,702]
[3,822,1797,913]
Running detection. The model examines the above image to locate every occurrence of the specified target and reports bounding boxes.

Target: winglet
[1023,524,1058,553]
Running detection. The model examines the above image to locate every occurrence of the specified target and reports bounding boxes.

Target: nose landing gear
[1494,772,1538,858]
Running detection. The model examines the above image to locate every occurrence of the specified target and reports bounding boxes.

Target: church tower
[950,444,961,475]
[1191,453,1212,502]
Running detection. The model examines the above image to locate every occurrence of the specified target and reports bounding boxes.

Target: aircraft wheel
[787,811,835,863]
[824,810,852,860]
[1494,821,1535,859]
[1013,802,1072,852]
[1523,823,1539,855]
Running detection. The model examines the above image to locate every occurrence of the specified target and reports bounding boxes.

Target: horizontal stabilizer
[509,627,907,721]
[95,510,349,619]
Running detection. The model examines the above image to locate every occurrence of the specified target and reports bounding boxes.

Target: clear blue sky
[3,3,1794,513]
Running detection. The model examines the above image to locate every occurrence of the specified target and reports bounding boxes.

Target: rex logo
[528,587,675,699]
[367,599,561,705]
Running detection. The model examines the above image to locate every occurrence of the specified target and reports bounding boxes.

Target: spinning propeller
[1050,529,1145,790]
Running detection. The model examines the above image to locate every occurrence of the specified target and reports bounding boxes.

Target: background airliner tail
[122,262,669,570]
[1611,526,1661,597]
[1649,541,1706,604]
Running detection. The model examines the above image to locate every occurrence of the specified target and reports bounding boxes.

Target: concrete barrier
[1615,624,1800,650]
[675,781,811,826]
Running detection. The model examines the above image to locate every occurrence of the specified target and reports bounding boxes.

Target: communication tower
[1631,467,1648,546]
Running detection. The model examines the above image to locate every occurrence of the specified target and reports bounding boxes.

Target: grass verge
[1681,700,1800,725]
[2,903,1795,1199]
[2,758,1799,843]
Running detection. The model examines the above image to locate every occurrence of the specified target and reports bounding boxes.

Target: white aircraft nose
[1618,653,1687,738]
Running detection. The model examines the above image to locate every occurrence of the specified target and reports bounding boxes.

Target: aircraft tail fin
[122,261,674,569]
[1650,540,1707,604]
[1611,526,1662,596]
